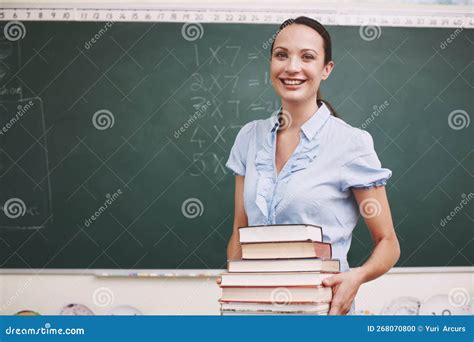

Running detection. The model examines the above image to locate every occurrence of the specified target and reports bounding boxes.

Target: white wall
[1,268,472,315]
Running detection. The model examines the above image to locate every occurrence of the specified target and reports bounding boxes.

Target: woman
[225,16,400,315]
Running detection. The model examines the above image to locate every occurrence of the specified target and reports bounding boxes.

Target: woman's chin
[273,85,315,104]
[278,93,310,104]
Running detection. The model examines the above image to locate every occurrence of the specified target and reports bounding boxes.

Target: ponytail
[317,89,338,118]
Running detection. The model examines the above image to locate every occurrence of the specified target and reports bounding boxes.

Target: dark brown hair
[270,16,338,117]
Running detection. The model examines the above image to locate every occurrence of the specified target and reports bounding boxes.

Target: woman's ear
[322,61,335,80]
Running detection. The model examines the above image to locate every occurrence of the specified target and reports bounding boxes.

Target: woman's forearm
[354,235,400,284]
[227,230,242,260]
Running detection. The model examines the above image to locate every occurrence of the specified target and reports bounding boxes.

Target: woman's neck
[281,98,319,131]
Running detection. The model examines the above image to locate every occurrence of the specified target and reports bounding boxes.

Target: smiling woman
[270,17,337,118]
[225,16,401,316]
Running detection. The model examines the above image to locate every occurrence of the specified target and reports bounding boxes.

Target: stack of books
[218,224,340,315]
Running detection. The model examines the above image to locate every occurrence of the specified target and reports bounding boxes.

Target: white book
[219,272,334,287]
[220,286,332,303]
[239,224,323,243]
[221,310,329,316]
[227,258,340,273]
[220,301,330,314]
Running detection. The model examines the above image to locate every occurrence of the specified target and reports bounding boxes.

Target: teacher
[225,16,401,315]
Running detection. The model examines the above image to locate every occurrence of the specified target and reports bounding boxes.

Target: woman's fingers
[325,274,352,315]
[329,295,344,315]
[328,304,340,315]
[322,274,343,287]
[329,301,350,315]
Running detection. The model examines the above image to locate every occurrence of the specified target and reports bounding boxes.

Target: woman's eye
[303,54,315,60]
[274,52,287,58]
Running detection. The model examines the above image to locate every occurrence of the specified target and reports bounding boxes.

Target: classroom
[0,0,472,318]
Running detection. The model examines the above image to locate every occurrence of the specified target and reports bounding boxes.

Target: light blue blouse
[226,102,392,273]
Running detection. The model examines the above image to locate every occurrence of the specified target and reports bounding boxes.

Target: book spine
[314,242,332,259]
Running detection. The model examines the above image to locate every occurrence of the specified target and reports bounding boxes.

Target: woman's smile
[279,77,308,90]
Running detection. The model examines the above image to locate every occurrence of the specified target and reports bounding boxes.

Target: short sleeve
[340,130,392,192]
[225,121,255,176]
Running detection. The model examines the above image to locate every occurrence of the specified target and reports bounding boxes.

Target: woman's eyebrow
[301,48,319,55]
[273,46,319,55]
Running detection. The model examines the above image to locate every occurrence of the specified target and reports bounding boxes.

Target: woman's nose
[285,57,302,73]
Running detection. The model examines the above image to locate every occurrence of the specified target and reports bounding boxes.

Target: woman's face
[270,24,334,104]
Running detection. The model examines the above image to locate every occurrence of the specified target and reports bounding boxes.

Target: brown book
[241,241,332,260]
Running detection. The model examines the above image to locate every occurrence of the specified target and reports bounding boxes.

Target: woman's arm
[227,175,248,260]
[323,186,401,315]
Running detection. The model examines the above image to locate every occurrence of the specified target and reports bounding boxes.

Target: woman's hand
[322,269,364,315]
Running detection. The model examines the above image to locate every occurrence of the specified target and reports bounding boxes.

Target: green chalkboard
[0,21,472,269]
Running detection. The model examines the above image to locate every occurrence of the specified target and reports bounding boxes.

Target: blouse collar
[270,102,331,141]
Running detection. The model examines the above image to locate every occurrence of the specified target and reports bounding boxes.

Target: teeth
[283,79,304,85]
